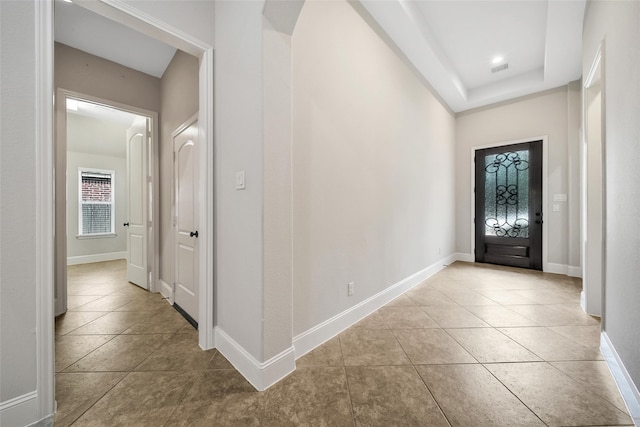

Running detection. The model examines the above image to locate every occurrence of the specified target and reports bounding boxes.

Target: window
[78,168,115,236]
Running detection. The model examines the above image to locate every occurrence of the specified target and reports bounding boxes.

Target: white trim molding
[601,332,640,425]
[35,0,55,424]
[293,254,456,360]
[67,251,127,266]
[0,392,52,427]
[214,327,296,391]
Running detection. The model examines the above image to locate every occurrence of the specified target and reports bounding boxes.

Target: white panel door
[126,118,148,288]
[173,119,198,322]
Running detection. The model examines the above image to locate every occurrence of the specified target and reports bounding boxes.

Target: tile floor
[55,260,633,426]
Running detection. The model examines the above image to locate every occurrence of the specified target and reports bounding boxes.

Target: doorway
[56,90,159,315]
[475,140,543,270]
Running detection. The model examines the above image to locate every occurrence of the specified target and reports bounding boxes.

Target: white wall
[455,87,580,272]
[67,152,127,259]
[0,0,39,407]
[214,0,266,362]
[583,0,640,396]
[291,0,456,336]
[66,114,128,261]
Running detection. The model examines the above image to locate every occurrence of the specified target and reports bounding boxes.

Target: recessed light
[492,56,504,64]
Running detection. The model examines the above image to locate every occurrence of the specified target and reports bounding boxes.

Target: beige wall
[583,0,640,391]
[455,87,580,271]
[159,50,199,288]
[292,0,456,336]
[55,43,161,112]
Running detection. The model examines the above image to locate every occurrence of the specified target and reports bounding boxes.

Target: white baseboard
[567,265,582,278]
[293,254,455,360]
[67,251,127,265]
[214,326,295,391]
[159,279,173,302]
[601,332,640,425]
[545,262,568,275]
[0,391,41,427]
[454,252,474,263]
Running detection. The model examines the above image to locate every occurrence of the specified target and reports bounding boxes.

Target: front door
[125,118,149,288]
[475,141,543,270]
[173,117,199,325]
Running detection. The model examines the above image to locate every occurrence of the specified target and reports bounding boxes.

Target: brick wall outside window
[79,170,114,235]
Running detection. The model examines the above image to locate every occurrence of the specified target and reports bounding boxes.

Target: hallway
[54,260,632,426]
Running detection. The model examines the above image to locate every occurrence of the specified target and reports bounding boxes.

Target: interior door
[475,141,543,270]
[125,118,148,288]
[173,118,199,325]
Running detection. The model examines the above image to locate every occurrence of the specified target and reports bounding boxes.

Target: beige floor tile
[55,311,109,336]
[351,311,389,329]
[476,289,539,305]
[446,328,541,363]
[68,310,150,335]
[394,329,476,365]
[513,289,578,304]
[69,295,132,312]
[465,305,540,327]
[114,295,172,312]
[439,289,499,306]
[499,327,603,361]
[551,361,630,413]
[261,367,353,426]
[378,306,440,329]
[54,372,127,427]
[207,351,236,370]
[122,309,190,334]
[508,304,600,326]
[65,334,171,372]
[66,295,103,310]
[346,365,449,427]
[416,364,545,426]
[550,325,602,348]
[55,334,115,372]
[421,305,489,328]
[385,293,417,306]
[340,329,411,366]
[72,371,199,427]
[405,288,457,306]
[167,370,261,426]
[135,333,216,371]
[297,336,344,367]
[486,362,632,426]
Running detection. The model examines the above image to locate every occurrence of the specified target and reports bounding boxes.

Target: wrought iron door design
[475,141,542,270]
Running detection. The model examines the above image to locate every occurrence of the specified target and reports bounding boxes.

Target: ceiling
[54,0,176,78]
[54,0,586,113]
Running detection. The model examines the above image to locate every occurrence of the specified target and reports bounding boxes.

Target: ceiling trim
[355,0,585,113]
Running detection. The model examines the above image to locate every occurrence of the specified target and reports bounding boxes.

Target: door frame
[470,136,549,271]
[50,1,215,349]
[581,41,605,318]
[55,88,159,314]
[169,114,200,321]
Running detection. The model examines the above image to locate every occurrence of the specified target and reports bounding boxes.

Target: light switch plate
[236,171,246,190]
[553,194,567,202]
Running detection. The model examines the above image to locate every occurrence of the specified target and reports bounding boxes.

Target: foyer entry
[475,140,543,270]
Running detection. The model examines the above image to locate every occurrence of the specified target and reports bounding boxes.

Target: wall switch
[553,194,567,202]
[348,281,355,296]
[235,171,246,190]
[553,204,560,212]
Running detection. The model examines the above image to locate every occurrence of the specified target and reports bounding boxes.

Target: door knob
[123,222,130,227]
[190,231,199,238]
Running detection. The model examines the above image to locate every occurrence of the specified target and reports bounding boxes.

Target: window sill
[76,233,117,240]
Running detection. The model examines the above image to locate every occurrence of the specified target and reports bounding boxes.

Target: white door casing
[173,116,199,321]
[126,117,149,288]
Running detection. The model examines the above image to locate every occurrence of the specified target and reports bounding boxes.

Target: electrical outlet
[348,281,355,296]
